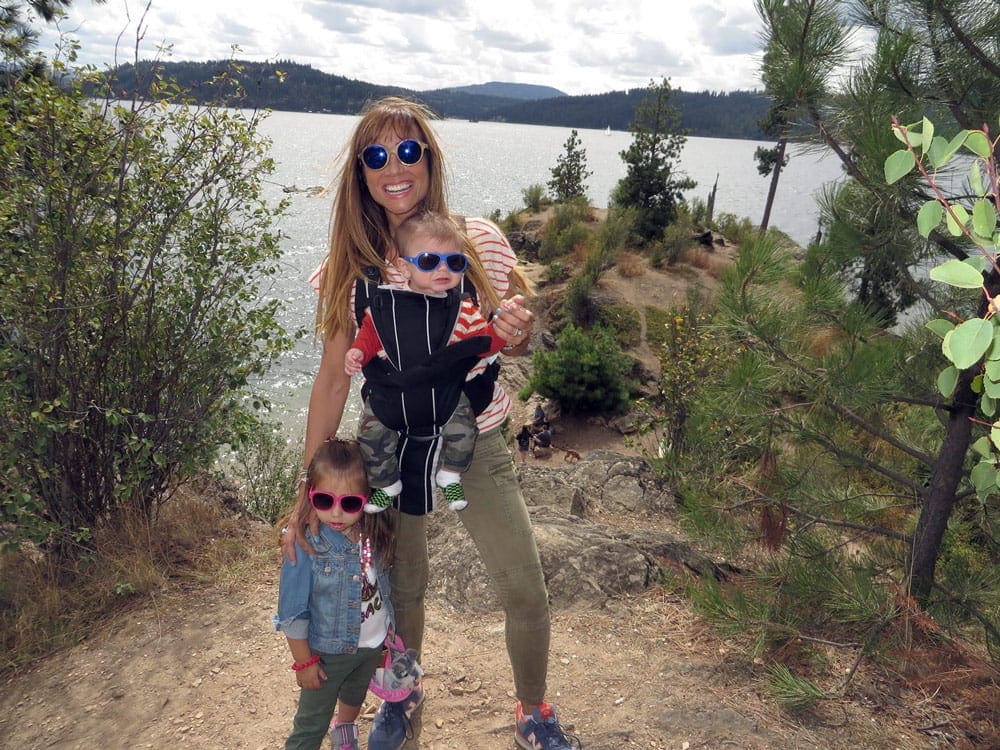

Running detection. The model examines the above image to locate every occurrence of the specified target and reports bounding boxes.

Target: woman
[283,97,580,750]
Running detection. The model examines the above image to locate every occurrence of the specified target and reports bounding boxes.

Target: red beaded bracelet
[291,654,320,671]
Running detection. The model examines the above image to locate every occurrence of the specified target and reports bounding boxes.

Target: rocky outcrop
[507,219,544,261]
[515,449,672,515]
[426,451,735,612]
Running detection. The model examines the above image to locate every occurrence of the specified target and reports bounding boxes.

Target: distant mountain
[433,81,567,100]
[94,60,770,140]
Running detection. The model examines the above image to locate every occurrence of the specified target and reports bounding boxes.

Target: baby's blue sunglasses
[360,139,429,171]
[401,252,468,273]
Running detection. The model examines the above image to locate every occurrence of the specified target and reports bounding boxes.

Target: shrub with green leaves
[488,208,522,236]
[544,261,570,284]
[521,183,547,212]
[228,419,300,524]
[654,221,694,268]
[712,212,757,246]
[529,323,629,414]
[596,304,641,349]
[559,274,598,329]
[0,60,293,551]
[539,198,591,261]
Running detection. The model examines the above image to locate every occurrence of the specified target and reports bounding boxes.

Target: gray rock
[424,452,731,612]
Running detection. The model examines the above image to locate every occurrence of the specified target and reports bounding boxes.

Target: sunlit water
[253,111,846,438]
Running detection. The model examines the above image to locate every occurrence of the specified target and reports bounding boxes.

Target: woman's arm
[283,326,354,562]
[464,217,534,355]
[304,326,354,467]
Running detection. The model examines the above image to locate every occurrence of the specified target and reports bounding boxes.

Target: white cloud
[37,0,767,94]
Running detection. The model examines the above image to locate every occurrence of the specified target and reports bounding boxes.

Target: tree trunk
[908,273,999,602]
[706,173,719,223]
[909,367,973,601]
[759,138,786,233]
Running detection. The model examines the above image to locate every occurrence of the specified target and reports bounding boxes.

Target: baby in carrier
[345,210,516,512]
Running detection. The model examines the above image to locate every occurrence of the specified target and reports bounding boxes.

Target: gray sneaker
[329,720,360,750]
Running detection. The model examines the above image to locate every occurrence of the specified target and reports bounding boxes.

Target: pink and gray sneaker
[515,701,582,750]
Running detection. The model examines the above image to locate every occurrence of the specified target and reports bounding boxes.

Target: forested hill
[98,59,770,141]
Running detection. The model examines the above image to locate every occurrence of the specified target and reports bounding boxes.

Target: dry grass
[681,246,732,278]
[615,251,646,278]
[0,475,269,673]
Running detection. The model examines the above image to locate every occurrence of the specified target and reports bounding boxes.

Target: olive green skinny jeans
[389,426,551,707]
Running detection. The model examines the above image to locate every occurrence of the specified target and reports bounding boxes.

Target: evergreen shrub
[529,323,630,414]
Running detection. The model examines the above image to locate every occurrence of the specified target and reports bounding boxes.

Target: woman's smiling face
[362,126,430,231]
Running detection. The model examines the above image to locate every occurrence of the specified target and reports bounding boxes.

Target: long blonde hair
[316,96,528,338]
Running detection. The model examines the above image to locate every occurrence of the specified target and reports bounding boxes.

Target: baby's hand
[344,348,364,376]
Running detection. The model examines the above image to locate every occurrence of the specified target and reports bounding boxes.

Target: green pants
[285,646,383,750]
[389,426,551,706]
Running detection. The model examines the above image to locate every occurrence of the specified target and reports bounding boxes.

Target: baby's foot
[441,482,467,511]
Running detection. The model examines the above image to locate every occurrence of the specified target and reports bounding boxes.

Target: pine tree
[547,129,592,203]
[754,0,850,235]
[675,3,1000,672]
[611,78,696,244]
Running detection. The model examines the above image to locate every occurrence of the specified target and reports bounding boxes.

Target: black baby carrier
[354,267,500,514]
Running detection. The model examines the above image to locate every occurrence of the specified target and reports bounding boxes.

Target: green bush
[529,324,630,414]
[655,222,694,267]
[644,306,672,349]
[688,197,709,226]
[713,212,757,245]
[488,208,522,235]
[596,304,642,349]
[521,183,547,212]
[539,198,591,261]
[595,205,636,256]
[544,261,571,284]
[540,222,589,261]
[228,418,301,524]
[0,60,293,552]
[560,274,598,328]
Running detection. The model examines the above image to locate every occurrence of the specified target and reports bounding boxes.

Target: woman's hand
[494,294,533,352]
[281,500,303,563]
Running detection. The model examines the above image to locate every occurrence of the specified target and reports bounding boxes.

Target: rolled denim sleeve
[273,542,312,637]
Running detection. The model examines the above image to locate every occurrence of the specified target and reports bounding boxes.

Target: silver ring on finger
[514,328,523,336]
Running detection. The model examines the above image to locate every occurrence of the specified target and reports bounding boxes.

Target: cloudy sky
[36,0,767,95]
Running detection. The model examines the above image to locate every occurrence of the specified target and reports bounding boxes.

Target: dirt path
[0,249,956,750]
[0,527,933,750]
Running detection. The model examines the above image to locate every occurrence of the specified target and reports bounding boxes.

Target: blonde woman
[282,97,580,750]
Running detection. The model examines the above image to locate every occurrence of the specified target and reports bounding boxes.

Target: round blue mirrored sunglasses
[401,252,468,273]
[360,139,429,171]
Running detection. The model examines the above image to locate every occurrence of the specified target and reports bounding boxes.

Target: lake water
[254,110,845,435]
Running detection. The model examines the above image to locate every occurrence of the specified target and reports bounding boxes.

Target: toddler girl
[274,438,396,750]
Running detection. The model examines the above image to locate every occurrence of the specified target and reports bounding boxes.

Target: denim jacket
[273,524,393,654]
